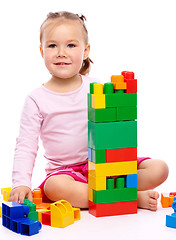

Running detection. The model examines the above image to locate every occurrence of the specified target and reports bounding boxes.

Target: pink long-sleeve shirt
[12,75,97,189]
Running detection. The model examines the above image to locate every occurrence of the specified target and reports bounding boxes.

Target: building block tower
[88,71,137,217]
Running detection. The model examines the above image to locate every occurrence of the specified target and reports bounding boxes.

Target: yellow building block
[50,200,80,228]
[0,199,2,218]
[91,94,106,109]
[89,188,93,201]
[88,161,137,177]
[94,83,104,94]
[88,174,106,190]
[1,187,11,202]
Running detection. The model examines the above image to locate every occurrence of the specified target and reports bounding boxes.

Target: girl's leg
[137,159,169,211]
[44,174,88,208]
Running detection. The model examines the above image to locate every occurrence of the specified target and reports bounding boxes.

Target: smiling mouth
[54,62,71,65]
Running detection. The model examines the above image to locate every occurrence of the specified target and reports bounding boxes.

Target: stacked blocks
[166,197,176,229]
[2,201,42,236]
[88,71,138,217]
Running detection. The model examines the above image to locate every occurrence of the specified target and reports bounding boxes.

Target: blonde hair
[40,11,93,75]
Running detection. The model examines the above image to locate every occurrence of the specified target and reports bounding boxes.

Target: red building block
[42,211,51,226]
[121,71,137,93]
[106,147,137,163]
[89,200,137,217]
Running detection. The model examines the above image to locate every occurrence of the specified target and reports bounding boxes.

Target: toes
[149,190,159,200]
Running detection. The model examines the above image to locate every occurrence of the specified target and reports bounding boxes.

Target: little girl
[9,11,169,211]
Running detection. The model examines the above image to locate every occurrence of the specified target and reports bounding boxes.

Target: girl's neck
[43,74,82,93]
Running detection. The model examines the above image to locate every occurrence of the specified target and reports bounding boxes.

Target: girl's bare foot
[137,190,159,211]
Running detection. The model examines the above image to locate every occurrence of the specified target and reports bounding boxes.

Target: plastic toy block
[106,147,137,163]
[170,192,176,196]
[106,178,115,189]
[89,161,137,177]
[88,120,137,150]
[116,177,125,189]
[28,211,39,221]
[10,217,27,233]
[125,79,137,93]
[50,200,80,228]
[126,174,137,188]
[20,218,42,236]
[1,187,11,202]
[105,93,137,108]
[2,202,29,219]
[89,200,137,217]
[88,107,117,123]
[0,199,2,217]
[90,82,97,94]
[88,174,106,190]
[37,209,49,222]
[161,193,174,208]
[94,83,103,94]
[166,200,176,228]
[32,188,43,205]
[92,149,106,164]
[36,202,50,210]
[89,188,93,201]
[42,211,51,226]
[103,83,114,94]
[91,83,106,109]
[23,199,36,211]
[91,94,106,109]
[88,147,92,161]
[116,106,137,121]
[121,71,135,79]
[92,187,137,204]
[111,75,127,90]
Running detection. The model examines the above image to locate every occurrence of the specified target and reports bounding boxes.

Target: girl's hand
[8,186,33,203]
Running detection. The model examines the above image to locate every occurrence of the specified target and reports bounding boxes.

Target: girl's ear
[84,44,90,60]
[40,45,44,58]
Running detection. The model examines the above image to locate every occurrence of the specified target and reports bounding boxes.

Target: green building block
[103,83,114,94]
[28,211,39,221]
[92,149,106,164]
[116,177,125,189]
[107,178,115,189]
[88,120,137,150]
[116,106,137,121]
[106,93,137,108]
[88,107,117,123]
[92,187,137,204]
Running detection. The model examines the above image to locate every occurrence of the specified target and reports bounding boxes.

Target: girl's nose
[57,47,66,58]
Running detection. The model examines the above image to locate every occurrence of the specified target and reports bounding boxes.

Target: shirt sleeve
[12,95,43,189]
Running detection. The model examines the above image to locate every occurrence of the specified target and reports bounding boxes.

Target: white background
[0,0,176,195]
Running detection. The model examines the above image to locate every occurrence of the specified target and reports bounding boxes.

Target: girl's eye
[68,43,76,48]
[48,44,57,48]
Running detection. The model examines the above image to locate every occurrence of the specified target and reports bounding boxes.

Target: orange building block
[161,193,174,208]
[106,147,137,163]
[111,75,127,90]
[32,188,43,205]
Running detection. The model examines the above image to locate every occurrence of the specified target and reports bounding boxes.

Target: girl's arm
[10,95,43,202]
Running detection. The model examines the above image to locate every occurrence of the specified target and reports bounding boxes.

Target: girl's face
[40,20,90,80]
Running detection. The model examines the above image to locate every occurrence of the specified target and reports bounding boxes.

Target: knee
[152,159,169,184]
[44,178,64,201]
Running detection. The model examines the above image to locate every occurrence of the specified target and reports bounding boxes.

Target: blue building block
[166,214,176,229]
[126,174,137,188]
[88,147,92,162]
[166,200,176,228]
[20,219,42,236]
[2,202,29,219]
[2,202,42,236]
